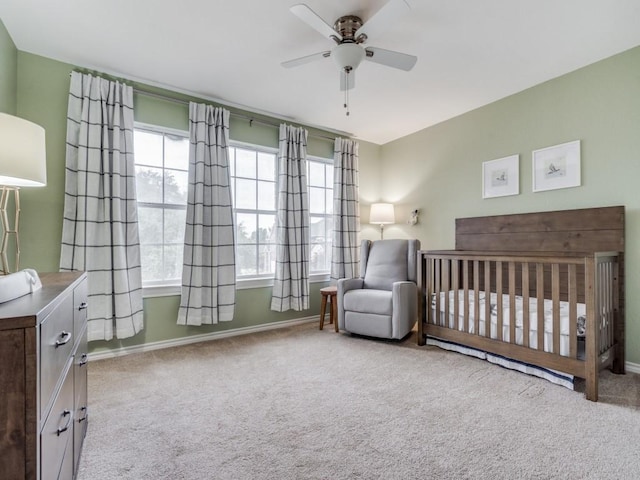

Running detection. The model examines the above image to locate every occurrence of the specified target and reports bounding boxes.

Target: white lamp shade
[370,203,395,225]
[0,113,47,187]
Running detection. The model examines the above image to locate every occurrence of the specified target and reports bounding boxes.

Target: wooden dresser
[0,271,88,480]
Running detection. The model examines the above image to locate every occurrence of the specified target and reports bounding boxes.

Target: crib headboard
[453,205,625,367]
[455,206,624,253]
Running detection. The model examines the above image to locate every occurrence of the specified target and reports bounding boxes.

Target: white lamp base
[0,186,20,275]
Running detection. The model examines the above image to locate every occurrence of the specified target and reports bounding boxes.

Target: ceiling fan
[281,0,418,95]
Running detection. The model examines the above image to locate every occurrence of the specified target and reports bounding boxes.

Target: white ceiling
[2,0,640,145]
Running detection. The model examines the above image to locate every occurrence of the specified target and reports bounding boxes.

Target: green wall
[379,46,640,365]
[0,18,17,114]
[14,51,380,354]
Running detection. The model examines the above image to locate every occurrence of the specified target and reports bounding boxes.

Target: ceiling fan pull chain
[344,69,350,116]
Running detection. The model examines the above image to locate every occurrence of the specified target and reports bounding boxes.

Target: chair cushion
[363,239,409,290]
[343,289,392,315]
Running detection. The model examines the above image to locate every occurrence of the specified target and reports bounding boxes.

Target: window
[229,146,278,278]
[134,126,333,289]
[308,157,333,273]
[134,125,189,286]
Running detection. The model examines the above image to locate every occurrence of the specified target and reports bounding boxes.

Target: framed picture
[482,154,519,199]
[532,140,581,192]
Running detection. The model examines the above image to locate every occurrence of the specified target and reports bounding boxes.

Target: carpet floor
[77,322,640,480]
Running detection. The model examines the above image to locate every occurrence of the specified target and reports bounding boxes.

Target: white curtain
[270,124,310,312]
[177,103,236,325]
[60,71,143,341]
[331,138,360,281]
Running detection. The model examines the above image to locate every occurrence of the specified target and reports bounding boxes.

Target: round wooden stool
[319,286,338,332]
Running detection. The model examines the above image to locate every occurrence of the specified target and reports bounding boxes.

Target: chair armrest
[391,281,418,339]
[338,277,363,295]
[337,278,363,330]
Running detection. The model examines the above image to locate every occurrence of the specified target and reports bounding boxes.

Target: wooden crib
[417,207,625,401]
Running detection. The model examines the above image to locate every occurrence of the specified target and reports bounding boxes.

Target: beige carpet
[77,322,640,480]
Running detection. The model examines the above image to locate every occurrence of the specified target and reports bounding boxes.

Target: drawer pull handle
[79,353,88,366]
[78,302,88,311]
[55,331,72,347]
[78,406,88,423]
[56,410,72,436]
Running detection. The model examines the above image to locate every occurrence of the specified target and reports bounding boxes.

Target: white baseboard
[88,321,640,375]
[625,361,640,374]
[89,315,319,362]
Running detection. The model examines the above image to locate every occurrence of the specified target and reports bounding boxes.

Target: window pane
[164,244,184,281]
[136,166,164,203]
[237,213,257,244]
[164,209,186,244]
[310,239,327,273]
[164,169,188,204]
[235,179,256,209]
[138,206,163,245]
[235,148,256,178]
[257,181,275,211]
[257,153,275,181]
[164,134,189,170]
[326,190,333,215]
[134,130,163,167]
[140,245,163,283]
[310,216,326,239]
[309,187,325,214]
[325,164,334,188]
[259,244,276,274]
[258,214,275,243]
[236,244,257,276]
[308,162,325,187]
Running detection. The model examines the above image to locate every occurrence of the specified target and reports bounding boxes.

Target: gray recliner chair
[337,238,420,340]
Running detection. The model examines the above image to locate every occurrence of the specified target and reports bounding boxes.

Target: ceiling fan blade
[355,0,410,40]
[365,47,417,71]
[281,51,331,68]
[339,70,356,91]
[290,4,342,42]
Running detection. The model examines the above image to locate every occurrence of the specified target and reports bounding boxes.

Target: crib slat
[474,260,480,336]
[522,262,530,348]
[453,259,459,331]
[552,263,560,355]
[484,260,491,338]
[568,263,577,359]
[435,259,441,326]
[443,260,450,327]
[496,261,503,341]
[463,260,469,334]
[509,261,516,344]
[536,263,544,351]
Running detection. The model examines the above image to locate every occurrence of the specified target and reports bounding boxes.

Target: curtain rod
[132,88,339,143]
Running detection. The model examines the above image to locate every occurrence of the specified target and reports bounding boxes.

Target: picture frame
[532,140,581,192]
[482,154,519,199]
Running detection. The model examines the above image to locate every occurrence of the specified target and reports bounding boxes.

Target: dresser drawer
[73,325,89,475]
[40,363,74,480]
[40,293,74,417]
[73,280,88,342]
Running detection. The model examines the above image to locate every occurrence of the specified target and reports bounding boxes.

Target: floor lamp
[370,203,395,239]
[0,113,47,275]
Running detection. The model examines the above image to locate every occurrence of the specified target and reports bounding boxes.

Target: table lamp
[0,113,47,274]
[369,203,395,239]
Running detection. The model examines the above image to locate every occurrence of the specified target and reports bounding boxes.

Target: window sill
[142,272,331,298]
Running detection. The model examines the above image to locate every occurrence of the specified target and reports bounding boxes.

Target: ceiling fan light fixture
[332,43,365,71]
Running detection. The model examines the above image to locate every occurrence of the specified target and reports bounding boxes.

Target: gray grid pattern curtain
[270,124,310,312]
[331,137,360,281]
[177,103,236,325]
[60,71,143,341]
